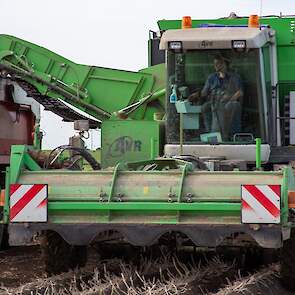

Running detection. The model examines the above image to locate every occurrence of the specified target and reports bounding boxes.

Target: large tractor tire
[281,229,295,291]
[41,231,87,275]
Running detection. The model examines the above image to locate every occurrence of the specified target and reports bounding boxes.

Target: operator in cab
[189,55,243,141]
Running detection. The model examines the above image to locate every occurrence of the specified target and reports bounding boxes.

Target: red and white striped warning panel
[241,184,281,224]
[10,184,48,222]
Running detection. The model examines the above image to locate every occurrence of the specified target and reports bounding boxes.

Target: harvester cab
[160,22,278,164]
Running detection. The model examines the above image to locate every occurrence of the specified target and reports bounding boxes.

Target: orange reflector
[182,16,192,29]
[248,14,259,28]
[0,190,5,206]
[288,191,295,208]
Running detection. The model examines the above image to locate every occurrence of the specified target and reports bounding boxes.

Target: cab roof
[159,27,271,50]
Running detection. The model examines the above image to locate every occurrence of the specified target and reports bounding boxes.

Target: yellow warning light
[182,16,192,29]
[248,15,260,28]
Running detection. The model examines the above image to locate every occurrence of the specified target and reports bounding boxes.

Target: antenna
[259,0,263,17]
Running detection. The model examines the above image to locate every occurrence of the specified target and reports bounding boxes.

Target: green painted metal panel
[101,120,163,168]
[47,202,241,224]
[0,35,166,122]
[48,202,240,212]
[5,147,289,226]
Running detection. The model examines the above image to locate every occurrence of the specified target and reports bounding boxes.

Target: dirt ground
[0,246,295,295]
[0,246,45,288]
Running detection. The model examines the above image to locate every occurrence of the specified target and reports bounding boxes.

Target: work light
[169,41,182,50]
[232,40,246,49]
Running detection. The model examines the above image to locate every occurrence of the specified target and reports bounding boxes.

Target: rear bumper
[8,223,289,249]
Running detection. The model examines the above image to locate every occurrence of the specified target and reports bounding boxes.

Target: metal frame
[259,47,269,141]
[9,223,286,249]
[269,30,281,146]
[4,145,291,227]
[4,145,41,223]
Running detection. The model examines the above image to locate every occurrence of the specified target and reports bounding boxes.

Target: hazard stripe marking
[242,187,278,223]
[10,184,21,195]
[10,184,48,222]
[10,185,33,207]
[37,198,47,208]
[268,185,281,197]
[243,185,280,218]
[242,199,253,210]
[256,185,280,208]
[12,187,47,222]
[241,184,281,224]
[10,185,45,220]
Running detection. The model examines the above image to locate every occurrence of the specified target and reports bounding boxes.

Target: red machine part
[0,80,35,165]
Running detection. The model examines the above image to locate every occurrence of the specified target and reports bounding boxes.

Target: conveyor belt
[16,80,100,128]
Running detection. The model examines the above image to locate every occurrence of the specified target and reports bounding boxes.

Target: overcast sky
[1,0,294,148]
